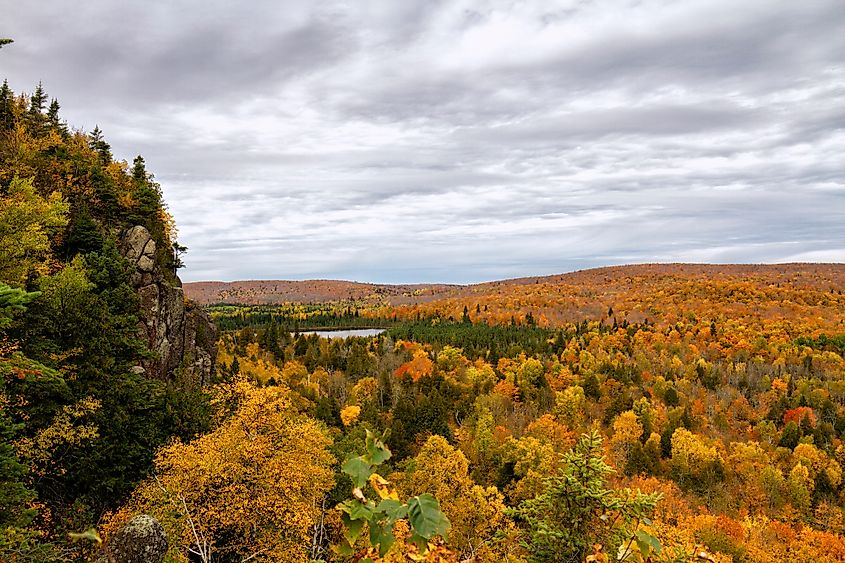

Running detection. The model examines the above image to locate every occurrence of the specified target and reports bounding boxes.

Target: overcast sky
[3,1,844,283]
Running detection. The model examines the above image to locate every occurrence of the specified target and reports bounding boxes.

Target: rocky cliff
[120,226,217,384]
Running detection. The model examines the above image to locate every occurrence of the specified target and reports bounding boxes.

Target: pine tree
[0,80,13,130]
[88,125,112,164]
[0,412,36,528]
[28,82,46,114]
[0,284,40,328]
[46,98,67,135]
[510,431,662,562]
[131,155,148,183]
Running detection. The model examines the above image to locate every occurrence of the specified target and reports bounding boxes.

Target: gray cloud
[2,0,844,283]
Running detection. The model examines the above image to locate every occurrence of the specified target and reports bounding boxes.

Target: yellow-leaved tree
[104,377,334,562]
[0,176,68,286]
[403,435,510,561]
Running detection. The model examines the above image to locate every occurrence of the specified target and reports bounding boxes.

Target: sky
[2,0,845,284]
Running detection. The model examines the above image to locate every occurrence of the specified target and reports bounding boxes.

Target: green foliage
[0,176,69,286]
[63,202,104,256]
[0,83,209,549]
[510,430,662,563]
[388,319,555,360]
[663,385,679,407]
[0,284,40,329]
[388,388,452,460]
[795,334,845,356]
[0,411,35,529]
[779,421,801,450]
[210,303,393,332]
[337,430,451,557]
[584,372,602,400]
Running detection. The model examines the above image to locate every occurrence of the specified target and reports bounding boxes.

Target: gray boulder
[103,515,167,563]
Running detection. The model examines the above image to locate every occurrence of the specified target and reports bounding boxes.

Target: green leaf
[407,493,450,541]
[68,528,102,543]
[341,511,366,544]
[338,499,375,521]
[635,529,661,557]
[342,455,373,489]
[334,540,354,557]
[409,532,429,553]
[369,522,396,557]
[365,429,392,465]
[351,502,376,521]
[376,498,408,524]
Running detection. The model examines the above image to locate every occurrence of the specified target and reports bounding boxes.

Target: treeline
[209,303,396,332]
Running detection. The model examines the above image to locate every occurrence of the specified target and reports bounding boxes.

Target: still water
[303,328,386,339]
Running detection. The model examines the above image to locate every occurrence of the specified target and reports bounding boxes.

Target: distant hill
[184,263,845,306]
[183,279,461,305]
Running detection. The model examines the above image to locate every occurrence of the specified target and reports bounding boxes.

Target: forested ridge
[5,74,845,563]
[0,80,212,561]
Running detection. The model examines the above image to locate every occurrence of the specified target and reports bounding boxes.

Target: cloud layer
[3,0,844,283]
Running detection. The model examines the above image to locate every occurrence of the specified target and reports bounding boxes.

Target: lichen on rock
[101,514,167,563]
[120,225,217,385]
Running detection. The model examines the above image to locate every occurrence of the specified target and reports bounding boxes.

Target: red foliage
[784,406,816,428]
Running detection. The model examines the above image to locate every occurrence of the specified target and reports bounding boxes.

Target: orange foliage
[783,406,816,428]
[394,349,434,382]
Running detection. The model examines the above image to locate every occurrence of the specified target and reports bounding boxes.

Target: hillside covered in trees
[0,81,216,561]
[5,78,845,563]
[173,262,845,561]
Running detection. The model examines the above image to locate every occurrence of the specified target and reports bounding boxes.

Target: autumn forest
[4,65,845,563]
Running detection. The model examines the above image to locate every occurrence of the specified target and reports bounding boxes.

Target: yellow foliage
[610,411,642,469]
[465,360,497,391]
[670,428,722,471]
[554,385,585,428]
[404,435,508,560]
[105,381,334,562]
[350,376,380,406]
[792,442,827,481]
[0,176,69,286]
[15,397,101,477]
[436,345,466,373]
[340,405,361,427]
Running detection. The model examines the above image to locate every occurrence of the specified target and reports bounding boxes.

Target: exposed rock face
[121,226,217,384]
[102,515,167,563]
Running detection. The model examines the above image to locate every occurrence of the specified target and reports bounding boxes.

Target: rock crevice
[120,226,216,384]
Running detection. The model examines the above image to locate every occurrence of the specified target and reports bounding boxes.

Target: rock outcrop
[99,515,168,563]
[121,226,217,384]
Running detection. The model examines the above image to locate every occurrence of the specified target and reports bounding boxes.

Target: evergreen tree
[28,82,46,114]
[0,80,13,130]
[779,421,801,450]
[131,155,148,183]
[46,98,67,135]
[0,284,40,329]
[88,126,112,165]
[0,412,35,529]
[64,201,104,256]
[583,372,601,400]
[511,431,661,562]
[664,385,679,407]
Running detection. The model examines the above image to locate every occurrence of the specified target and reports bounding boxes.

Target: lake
[303,328,386,339]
